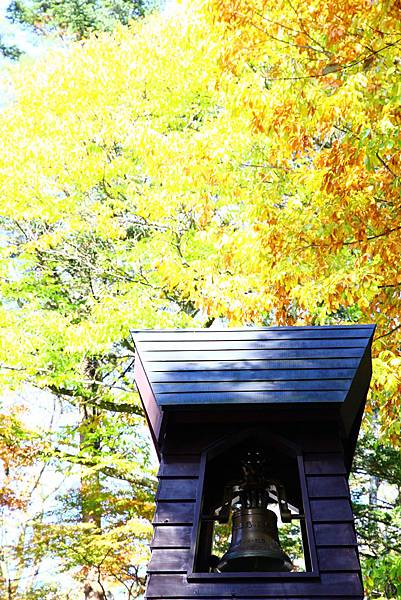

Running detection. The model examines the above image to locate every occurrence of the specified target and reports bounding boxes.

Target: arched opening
[193,430,311,574]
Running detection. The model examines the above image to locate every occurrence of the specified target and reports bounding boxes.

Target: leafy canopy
[1,0,400,468]
[7,0,155,41]
[0,0,401,596]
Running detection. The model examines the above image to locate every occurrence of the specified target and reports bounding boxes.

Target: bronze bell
[214,449,295,573]
[216,507,292,572]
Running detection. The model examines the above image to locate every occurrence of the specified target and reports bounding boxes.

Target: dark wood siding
[307,475,349,497]
[148,450,201,584]
[156,479,198,501]
[153,502,195,525]
[146,573,363,597]
[151,525,192,549]
[305,451,361,592]
[146,438,363,599]
[313,523,357,546]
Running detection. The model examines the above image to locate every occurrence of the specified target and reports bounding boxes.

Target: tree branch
[47,385,143,416]
[51,448,156,490]
[375,324,401,340]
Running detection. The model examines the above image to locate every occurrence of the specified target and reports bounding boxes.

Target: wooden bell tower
[133,325,375,600]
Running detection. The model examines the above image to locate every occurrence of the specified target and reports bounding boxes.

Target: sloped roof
[132,325,375,454]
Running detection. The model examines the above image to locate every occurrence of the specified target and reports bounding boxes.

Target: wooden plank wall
[149,454,199,578]
[145,429,363,599]
[304,451,362,586]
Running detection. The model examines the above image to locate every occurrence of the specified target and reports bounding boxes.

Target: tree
[0,388,155,598]
[0,0,400,596]
[6,0,156,42]
[0,0,158,60]
[200,0,401,439]
[0,36,22,60]
[0,401,52,598]
[1,12,209,597]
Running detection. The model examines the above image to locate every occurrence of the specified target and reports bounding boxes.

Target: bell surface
[216,507,293,573]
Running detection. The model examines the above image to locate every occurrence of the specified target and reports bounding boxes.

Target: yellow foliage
[0,0,400,436]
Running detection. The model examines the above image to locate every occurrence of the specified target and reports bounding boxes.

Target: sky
[0,0,180,58]
[0,0,46,58]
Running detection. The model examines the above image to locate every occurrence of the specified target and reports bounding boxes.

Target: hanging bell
[216,506,292,572]
[214,449,294,573]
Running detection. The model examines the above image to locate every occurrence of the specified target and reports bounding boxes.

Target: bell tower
[133,325,375,600]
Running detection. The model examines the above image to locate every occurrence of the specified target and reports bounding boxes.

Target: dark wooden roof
[132,325,375,456]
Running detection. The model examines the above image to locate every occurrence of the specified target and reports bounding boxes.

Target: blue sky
[0,0,180,62]
[0,0,38,55]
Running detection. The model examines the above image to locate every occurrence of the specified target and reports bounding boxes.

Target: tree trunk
[368,474,379,505]
[79,388,106,600]
[80,403,102,528]
[84,581,107,600]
